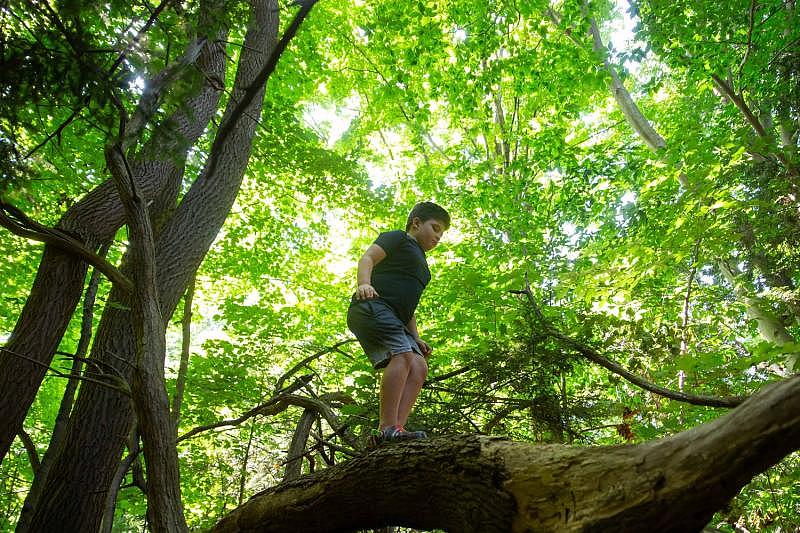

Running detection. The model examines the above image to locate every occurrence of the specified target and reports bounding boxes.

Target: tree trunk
[26,1,281,528]
[214,376,800,533]
[0,6,229,463]
[109,142,187,531]
[16,245,108,532]
[283,409,317,482]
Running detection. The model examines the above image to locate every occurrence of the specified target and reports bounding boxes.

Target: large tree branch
[213,376,800,532]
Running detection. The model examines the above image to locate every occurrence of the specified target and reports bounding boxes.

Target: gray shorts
[347,299,422,369]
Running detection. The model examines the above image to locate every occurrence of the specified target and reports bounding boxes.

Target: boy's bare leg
[379,352,414,429]
[397,353,428,428]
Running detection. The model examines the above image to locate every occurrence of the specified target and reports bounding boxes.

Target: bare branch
[710,74,768,138]
[274,339,356,393]
[0,347,131,396]
[16,428,40,474]
[178,375,314,442]
[0,199,133,293]
[308,430,359,458]
[108,0,177,74]
[424,366,474,385]
[510,284,747,408]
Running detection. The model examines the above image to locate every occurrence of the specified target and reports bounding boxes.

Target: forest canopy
[0,0,798,531]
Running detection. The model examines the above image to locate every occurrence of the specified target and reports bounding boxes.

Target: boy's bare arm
[355,244,386,300]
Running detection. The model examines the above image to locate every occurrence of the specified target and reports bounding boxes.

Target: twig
[424,366,474,385]
[178,375,314,442]
[54,351,129,381]
[308,430,359,458]
[0,347,131,396]
[24,105,84,159]
[274,339,357,392]
[738,0,758,79]
[680,238,703,356]
[108,0,175,74]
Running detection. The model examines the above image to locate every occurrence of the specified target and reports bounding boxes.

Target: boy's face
[408,217,447,252]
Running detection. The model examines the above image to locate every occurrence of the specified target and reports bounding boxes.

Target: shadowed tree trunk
[0,2,229,463]
[24,0,290,528]
[214,376,800,533]
[15,244,108,533]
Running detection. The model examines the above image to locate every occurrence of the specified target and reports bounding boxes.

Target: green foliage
[1,0,799,529]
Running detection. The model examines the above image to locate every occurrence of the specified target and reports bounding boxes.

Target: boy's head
[406,202,450,252]
[405,202,450,232]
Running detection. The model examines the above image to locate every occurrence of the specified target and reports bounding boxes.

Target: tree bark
[214,376,800,533]
[0,5,229,462]
[108,142,188,531]
[16,243,108,533]
[26,0,285,528]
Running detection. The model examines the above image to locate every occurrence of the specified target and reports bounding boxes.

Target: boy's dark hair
[405,202,451,231]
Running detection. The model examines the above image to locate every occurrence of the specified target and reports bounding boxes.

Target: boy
[347,202,450,443]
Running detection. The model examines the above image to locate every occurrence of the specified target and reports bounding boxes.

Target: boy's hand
[416,339,432,358]
[356,283,379,300]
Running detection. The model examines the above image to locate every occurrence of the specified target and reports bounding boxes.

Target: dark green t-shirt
[369,230,431,324]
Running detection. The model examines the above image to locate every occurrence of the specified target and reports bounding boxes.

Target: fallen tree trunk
[214,376,800,532]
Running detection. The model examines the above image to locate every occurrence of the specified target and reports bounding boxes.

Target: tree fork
[27,0,316,527]
[0,7,229,463]
[214,376,800,532]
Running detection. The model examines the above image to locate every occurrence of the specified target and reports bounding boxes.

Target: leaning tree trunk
[108,141,188,531]
[15,245,108,533]
[26,1,282,529]
[214,376,800,533]
[0,5,229,462]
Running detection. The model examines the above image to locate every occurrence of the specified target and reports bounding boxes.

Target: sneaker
[368,425,428,447]
[396,425,427,439]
